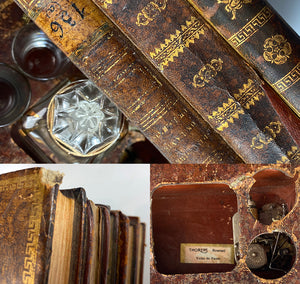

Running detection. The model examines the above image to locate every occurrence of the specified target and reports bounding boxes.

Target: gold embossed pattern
[150,16,205,70]
[263,35,292,65]
[0,173,44,284]
[233,79,264,109]
[273,62,300,92]
[228,6,273,47]
[193,58,223,88]
[208,98,245,131]
[217,0,252,20]
[136,0,167,26]
[98,0,112,9]
[251,121,282,149]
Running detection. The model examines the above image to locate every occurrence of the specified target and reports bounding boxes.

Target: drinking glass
[0,63,31,127]
[11,23,70,80]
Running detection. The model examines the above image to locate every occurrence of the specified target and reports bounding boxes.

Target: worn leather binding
[12,0,242,164]
[186,0,300,118]
[0,168,62,284]
[94,0,300,164]
[97,204,111,284]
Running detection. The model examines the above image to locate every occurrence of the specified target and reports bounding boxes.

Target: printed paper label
[180,243,234,264]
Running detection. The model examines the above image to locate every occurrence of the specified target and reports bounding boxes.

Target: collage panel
[0,0,299,283]
[0,164,150,283]
[150,164,300,283]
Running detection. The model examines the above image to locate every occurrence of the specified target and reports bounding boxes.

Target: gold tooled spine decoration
[251,121,282,149]
[233,79,264,109]
[263,35,292,65]
[272,62,300,93]
[217,0,252,20]
[99,0,112,9]
[22,177,44,284]
[208,98,245,131]
[193,58,223,88]
[287,146,300,163]
[228,6,273,47]
[136,0,167,26]
[150,16,205,70]
[276,156,290,164]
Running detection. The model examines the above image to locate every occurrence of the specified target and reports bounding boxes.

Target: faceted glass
[48,80,123,156]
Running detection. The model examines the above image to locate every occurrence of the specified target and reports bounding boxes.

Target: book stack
[11,0,299,165]
[0,167,145,284]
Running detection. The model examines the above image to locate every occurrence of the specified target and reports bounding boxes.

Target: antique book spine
[117,212,130,284]
[94,0,300,164]
[0,168,62,284]
[185,0,300,118]
[137,223,146,284]
[84,200,100,284]
[12,0,242,164]
[97,205,111,284]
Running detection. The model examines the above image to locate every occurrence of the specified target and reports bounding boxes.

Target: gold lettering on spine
[217,0,252,20]
[136,0,167,26]
[263,35,292,65]
[208,98,245,131]
[193,58,223,88]
[272,62,300,92]
[251,121,282,149]
[233,79,264,109]
[150,16,205,70]
[228,6,273,47]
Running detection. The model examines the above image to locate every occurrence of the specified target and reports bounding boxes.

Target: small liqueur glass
[11,23,70,80]
[0,63,31,127]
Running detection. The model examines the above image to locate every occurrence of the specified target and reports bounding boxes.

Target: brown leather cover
[128,217,140,283]
[97,204,111,284]
[50,188,88,284]
[117,211,130,284]
[0,168,60,284]
[137,223,146,284]
[94,0,300,164]
[12,0,242,164]
[150,164,300,283]
[187,0,300,117]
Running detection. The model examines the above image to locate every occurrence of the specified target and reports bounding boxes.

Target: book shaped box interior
[151,164,299,283]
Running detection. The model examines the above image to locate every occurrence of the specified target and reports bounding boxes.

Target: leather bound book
[186,0,300,117]
[49,187,89,284]
[0,168,63,284]
[137,223,146,284]
[94,0,300,164]
[12,0,242,164]
[126,217,140,284]
[107,211,121,283]
[117,211,130,284]
[84,200,100,283]
[0,168,90,284]
[97,204,111,284]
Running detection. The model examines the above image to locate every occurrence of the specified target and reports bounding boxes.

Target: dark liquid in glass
[23,47,57,77]
[0,79,16,114]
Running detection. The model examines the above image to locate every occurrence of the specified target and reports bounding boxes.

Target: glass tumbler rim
[0,62,31,127]
[11,23,69,81]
